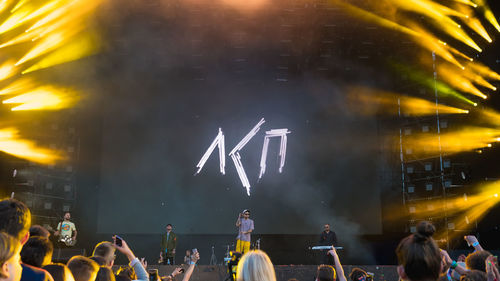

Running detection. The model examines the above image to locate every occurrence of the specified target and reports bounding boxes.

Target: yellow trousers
[236,239,250,254]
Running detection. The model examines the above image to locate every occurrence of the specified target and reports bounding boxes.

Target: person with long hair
[396,221,442,281]
[236,250,276,281]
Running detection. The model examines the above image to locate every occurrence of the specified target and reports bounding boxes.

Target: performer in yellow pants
[235,209,254,254]
[236,239,250,253]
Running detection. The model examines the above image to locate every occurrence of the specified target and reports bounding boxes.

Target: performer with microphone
[319,224,337,265]
[235,209,254,254]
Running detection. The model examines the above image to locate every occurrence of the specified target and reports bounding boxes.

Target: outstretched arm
[328,247,346,281]
[182,252,200,281]
[114,236,149,281]
[441,249,470,276]
[464,235,484,252]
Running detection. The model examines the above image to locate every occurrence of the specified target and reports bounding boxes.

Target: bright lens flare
[0,128,62,164]
[2,86,77,111]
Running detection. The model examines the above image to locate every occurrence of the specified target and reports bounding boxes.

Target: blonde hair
[0,232,19,278]
[236,250,276,281]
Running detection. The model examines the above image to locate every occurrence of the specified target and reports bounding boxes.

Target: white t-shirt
[57,221,76,237]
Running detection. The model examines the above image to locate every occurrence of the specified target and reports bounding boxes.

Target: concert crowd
[0,198,499,281]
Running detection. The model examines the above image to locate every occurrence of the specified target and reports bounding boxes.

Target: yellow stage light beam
[466,61,500,81]
[391,0,466,20]
[348,86,469,116]
[474,0,500,32]
[0,60,18,82]
[15,0,102,66]
[15,32,65,66]
[391,62,476,105]
[0,128,62,164]
[24,0,77,33]
[438,64,488,99]
[386,180,500,226]
[405,181,500,217]
[455,4,493,43]
[447,46,473,62]
[25,0,101,34]
[0,0,12,13]
[329,1,479,63]
[464,17,492,43]
[2,86,77,111]
[477,108,500,126]
[451,0,477,7]
[0,10,29,34]
[438,21,482,52]
[448,181,500,234]
[460,68,497,91]
[0,12,85,49]
[333,0,420,37]
[390,0,482,51]
[10,0,27,12]
[411,28,464,69]
[404,127,500,155]
[0,78,35,96]
[0,28,39,48]
[22,32,99,74]
[0,0,61,34]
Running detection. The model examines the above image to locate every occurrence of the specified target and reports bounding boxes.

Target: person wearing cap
[235,210,254,254]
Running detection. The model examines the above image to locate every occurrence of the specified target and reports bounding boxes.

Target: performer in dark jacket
[319,224,337,265]
[160,224,177,265]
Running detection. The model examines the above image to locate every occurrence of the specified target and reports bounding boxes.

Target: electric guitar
[46,225,77,247]
[58,235,77,247]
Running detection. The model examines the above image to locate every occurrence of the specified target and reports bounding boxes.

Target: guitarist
[54,212,77,247]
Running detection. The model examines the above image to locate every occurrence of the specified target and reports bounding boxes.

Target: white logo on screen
[195,118,291,196]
